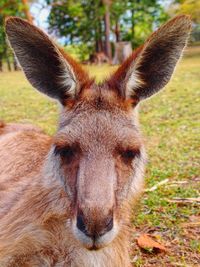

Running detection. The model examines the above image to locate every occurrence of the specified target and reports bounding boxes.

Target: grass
[0,47,199,266]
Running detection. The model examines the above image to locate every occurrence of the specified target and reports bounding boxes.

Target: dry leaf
[137,234,167,253]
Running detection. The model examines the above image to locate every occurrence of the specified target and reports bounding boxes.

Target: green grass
[0,47,199,266]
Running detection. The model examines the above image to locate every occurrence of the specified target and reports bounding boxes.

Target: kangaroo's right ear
[5,17,91,105]
[106,15,191,103]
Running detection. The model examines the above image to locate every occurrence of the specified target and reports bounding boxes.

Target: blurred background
[0,0,200,67]
[0,1,200,266]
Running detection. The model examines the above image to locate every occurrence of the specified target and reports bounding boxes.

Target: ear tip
[170,14,192,30]
[175,14,191,21]
[5,16,29,31]
[5,16,27,24]
[176,14,192,24]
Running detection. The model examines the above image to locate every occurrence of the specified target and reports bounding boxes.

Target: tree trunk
[95,24,101,53]
[13,56,20,71]
[95,12,104,53]
[22,0,33,24]
[113,42,132,64]
[115,20,120,42]
[95,39,99,53]
[131,5,135,42]
[104,1,112,60]
[95,38,102,53]
[99,20,104,53]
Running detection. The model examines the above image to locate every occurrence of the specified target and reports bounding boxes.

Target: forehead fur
[56,86,142,151]
[60,86,135,127]
[65,84,135,112]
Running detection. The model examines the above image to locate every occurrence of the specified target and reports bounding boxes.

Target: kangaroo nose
[76,210,113,239]
[76,212,89,236]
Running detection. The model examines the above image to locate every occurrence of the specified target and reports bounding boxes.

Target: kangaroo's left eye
[54,145,78,163]
[60,147,75,158]
[120,149,140,163]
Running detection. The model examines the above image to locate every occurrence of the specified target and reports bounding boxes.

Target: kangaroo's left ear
[5,17,91,105]
[107,15,192,103]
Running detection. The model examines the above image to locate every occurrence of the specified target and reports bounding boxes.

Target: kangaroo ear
[5,17,91,105]
[107,15,192,103]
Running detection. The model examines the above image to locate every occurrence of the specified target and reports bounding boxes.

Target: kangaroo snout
[73,207,117,250]
[76,208,114,238]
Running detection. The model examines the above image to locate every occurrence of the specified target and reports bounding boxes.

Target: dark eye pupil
[54,146,75,161]
[121,149,140,162]
[123,150,136,159]
[60,147,74,158]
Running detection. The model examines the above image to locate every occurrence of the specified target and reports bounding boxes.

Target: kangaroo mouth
[88,244,100,251]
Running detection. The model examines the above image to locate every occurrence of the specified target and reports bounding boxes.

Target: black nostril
[98,215,114,237]
[77,213,89,236]
[105,216,113,232]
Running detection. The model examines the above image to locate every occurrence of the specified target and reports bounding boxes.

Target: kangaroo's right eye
[54,145,77,163]
[119,148,141,164]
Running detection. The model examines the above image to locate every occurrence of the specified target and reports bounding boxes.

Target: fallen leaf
[136,234,167,253]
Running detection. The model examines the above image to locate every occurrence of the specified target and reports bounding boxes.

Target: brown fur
[0,15,191,266]
[0,122,44,137]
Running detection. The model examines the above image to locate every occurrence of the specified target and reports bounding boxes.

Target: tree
[0,0,31,71]
[0,15,5,71]
[102,0,111,59]
[121,0,169,48]
[169,0,200,23]
[47,0,105,57]
[46,0,168,59]
[110,0,128,42]
[22,0,33,23]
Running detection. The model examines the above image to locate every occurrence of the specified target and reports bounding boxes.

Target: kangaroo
[0,15,191,267]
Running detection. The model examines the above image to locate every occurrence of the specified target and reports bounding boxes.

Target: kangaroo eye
[120,149,140,162]
[60,147,75,158]
[54,146,77,163]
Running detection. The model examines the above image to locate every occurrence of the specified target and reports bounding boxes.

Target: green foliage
[171,0,200,23]
[0,16,5,55]
[0,0,25,65]
[47,0,104,54]
[121,0,169,47]
[46,0,169,55]
[64,43,90,61]
[0,0,24,16]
